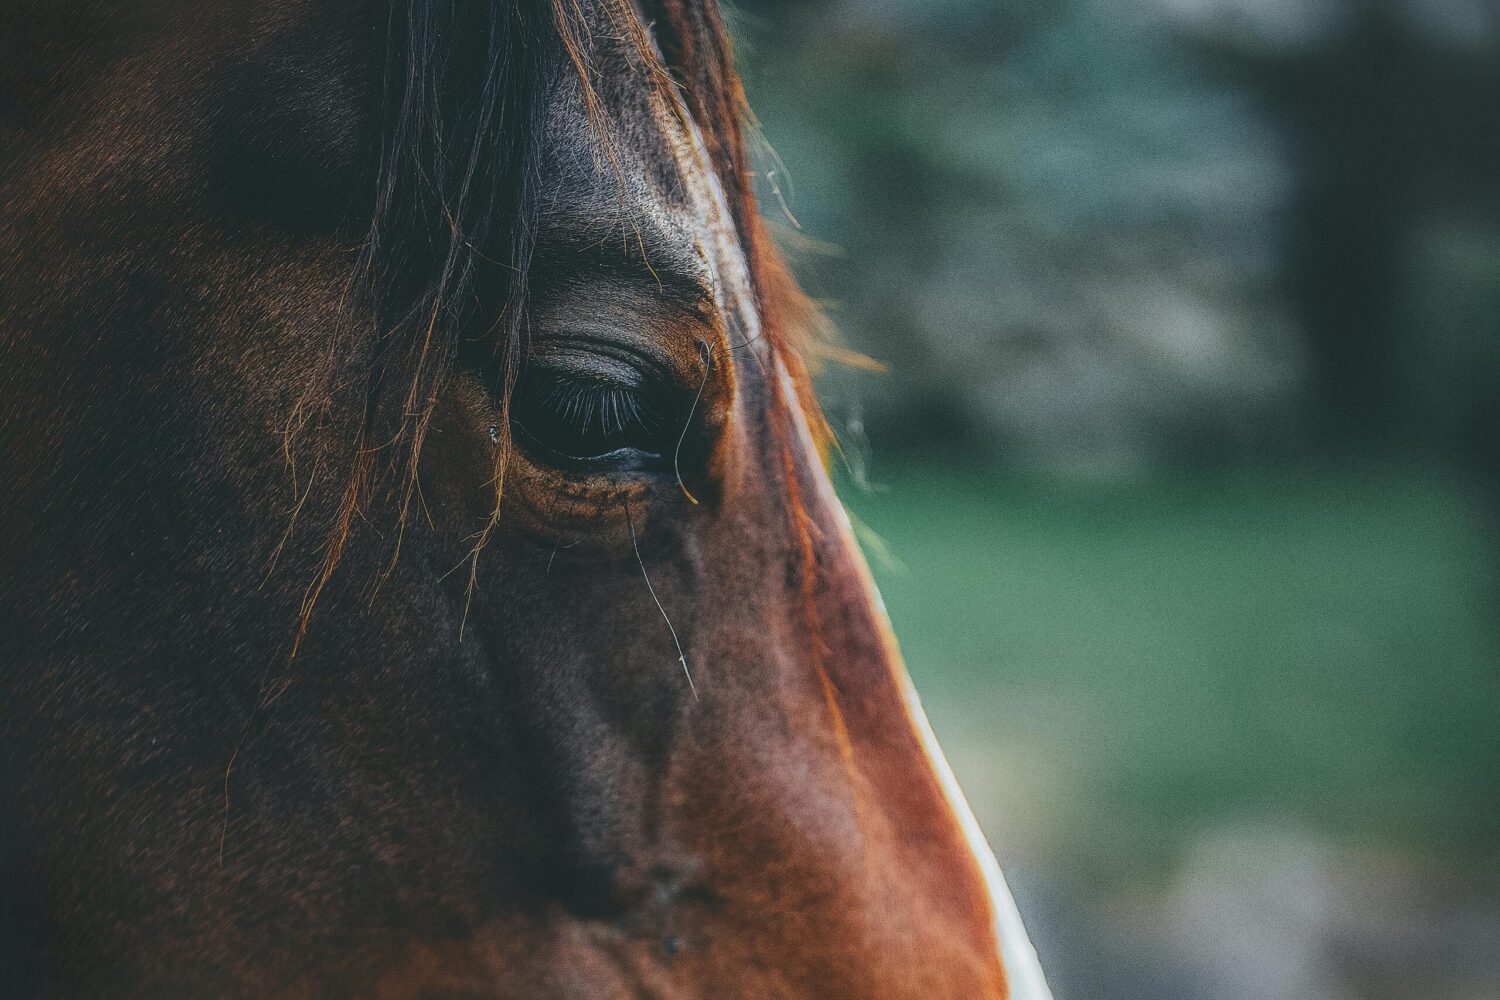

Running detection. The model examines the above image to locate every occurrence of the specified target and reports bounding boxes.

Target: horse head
[0,2,1048,996]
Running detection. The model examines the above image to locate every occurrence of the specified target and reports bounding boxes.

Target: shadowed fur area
[0,1,1037,996]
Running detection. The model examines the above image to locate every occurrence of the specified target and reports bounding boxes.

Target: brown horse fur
[0,1,1045,996]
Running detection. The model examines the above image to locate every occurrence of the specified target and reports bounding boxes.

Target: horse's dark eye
[510,364,670,472]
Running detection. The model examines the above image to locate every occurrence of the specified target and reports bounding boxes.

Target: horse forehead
[536,46,765,357]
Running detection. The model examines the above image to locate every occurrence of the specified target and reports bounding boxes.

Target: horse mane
[288,0,828,649]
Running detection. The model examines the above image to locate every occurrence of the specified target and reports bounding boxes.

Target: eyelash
[510,367,669,468]
[533,378,658,438]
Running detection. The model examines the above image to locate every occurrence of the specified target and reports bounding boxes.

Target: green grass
[841,458,1500,886]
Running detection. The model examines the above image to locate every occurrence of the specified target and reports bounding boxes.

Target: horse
[0,1,1051,996]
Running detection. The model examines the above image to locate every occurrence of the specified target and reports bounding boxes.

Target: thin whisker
[625,503,697,701]
[547,535,583,573]
[673,341,713,505]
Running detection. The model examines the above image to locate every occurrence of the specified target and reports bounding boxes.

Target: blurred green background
[731,1,1500,997]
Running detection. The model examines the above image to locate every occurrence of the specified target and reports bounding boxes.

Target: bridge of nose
[716,457,1016,996]
[498,12,1023,995]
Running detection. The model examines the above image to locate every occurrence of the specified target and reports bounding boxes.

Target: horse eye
[510,365,671,472]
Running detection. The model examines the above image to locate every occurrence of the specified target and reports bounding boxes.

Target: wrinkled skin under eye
[509,348,686,475]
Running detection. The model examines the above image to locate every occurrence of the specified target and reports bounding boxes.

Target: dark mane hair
[288,0,824,646]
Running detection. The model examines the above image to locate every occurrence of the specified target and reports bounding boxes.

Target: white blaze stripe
[894,670,1056,1000]
[782,364,1055,1000]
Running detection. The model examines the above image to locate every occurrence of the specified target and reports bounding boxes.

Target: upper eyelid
[523,337,693,395]
[524,355,648,391]
[530,229,718,314]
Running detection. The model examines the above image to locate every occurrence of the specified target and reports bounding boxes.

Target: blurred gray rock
[1078,824,1500,1000]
